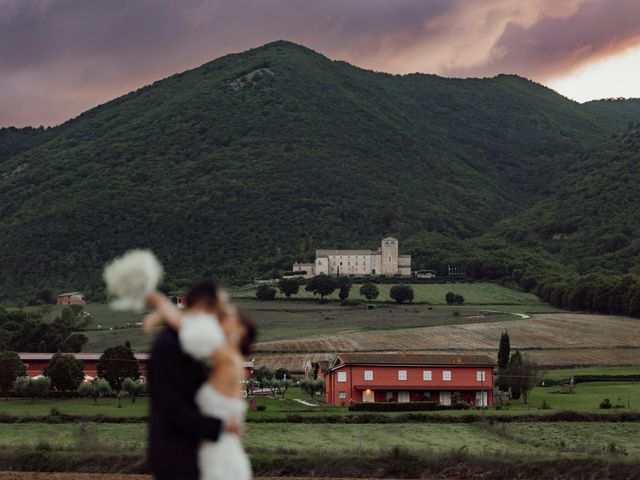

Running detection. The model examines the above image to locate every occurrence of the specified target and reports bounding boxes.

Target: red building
[20,352,150,382]
[19,352,255,384]
[324,353,495,407]
[56,292,86,305]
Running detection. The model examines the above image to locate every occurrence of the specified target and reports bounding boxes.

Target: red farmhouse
[19,353,255,384]
[56,292,86,305]
[20,352,150,382]
[324,353,495,407]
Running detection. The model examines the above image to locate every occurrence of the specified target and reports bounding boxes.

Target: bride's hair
[237,311,256,357]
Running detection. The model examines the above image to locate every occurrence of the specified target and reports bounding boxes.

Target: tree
[97,345,140,390]
[33,289,55,305]
[508,351,523,400]
[360,283,379,301]
[0,351,26,399]
[497,331,511,391]
[274,367,291,380]
[44,353,84,391]
[77,381,96,403]
[509,354,542,404]
[337,276,352,301]
[62,333,88,353]
[278,278,300,298]
[12,377,31,398]
[117,389,129,408]
[445,292,464,305]
[390,285,414,304]
[121,377,146,403]
[37,341,47,353]
[94,378,113,402]
[300,378,325,398]
[305,274,338,300]
[253,366,273,383]
[13,375,50,402]
[256,284,277,301]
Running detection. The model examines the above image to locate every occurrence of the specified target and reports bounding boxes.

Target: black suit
[148,326,223,480]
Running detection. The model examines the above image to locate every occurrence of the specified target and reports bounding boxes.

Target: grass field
[39,299,550,351]
[235,282,546,305]
[1,421,638,457]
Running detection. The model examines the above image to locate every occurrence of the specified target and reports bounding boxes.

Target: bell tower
[381,237,399,276]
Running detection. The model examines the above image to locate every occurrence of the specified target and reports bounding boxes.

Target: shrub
[600,398,612,409]
[390,285,414,304]
[256,405,266,411]
[348,401,470,412]
[256,284,277,301]
[278,278,300,298]
[359,283,379,301]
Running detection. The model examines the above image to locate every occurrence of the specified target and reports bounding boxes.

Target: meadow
[0,421,638,458]
[234,282,547,305]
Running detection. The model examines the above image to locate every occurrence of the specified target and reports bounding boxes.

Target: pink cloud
[1,0,639,127]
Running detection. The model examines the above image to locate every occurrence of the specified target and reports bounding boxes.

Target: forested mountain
[1,41,640,305]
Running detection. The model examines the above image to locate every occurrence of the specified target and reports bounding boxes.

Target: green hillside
[1,41,640,305]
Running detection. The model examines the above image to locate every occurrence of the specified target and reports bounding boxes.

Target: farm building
[323,353,495,407]
[56,291,86,305]
[293,237,412,278]
[19,352,255,383]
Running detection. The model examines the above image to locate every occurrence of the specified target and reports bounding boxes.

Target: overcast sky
[2,0,640,127]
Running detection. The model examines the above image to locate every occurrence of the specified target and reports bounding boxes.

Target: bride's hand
[225,417,244,437]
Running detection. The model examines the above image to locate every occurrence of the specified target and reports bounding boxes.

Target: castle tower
[381,237,399,276]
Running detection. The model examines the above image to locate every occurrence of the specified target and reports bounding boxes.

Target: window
[476,371,486,382]
[423,370,432,381]
[442,371,452,381]
[398,370,407,381]
[338,391,346,399]
[364,370,373,381]
[337,372,347,383]
[386,391,394,401]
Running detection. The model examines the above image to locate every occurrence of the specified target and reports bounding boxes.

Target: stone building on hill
[292,237,411,277]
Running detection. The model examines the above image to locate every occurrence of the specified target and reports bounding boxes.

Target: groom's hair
[238,311,257,357]
[185,279,218,308]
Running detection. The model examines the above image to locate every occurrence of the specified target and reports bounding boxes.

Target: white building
[292,237,411,278]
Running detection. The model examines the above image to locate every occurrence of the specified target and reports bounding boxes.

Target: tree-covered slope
[0,41,638,302]
[496,125,640,275]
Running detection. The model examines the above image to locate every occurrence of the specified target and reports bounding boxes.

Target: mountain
[1,40,640,304]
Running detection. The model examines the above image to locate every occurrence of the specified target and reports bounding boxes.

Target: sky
[2,0,640,127]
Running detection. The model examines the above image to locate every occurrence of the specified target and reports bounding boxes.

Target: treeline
[0,305,91,353]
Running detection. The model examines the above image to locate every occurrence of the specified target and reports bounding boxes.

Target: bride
[145,290,256,480]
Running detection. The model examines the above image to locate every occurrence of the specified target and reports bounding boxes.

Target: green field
[235,282,546,305]
[1,421,638,457]
[16,282,558,351]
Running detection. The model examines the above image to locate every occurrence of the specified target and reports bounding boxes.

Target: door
[475,391,488,407]
[363,389,374,403]
[439,391,451,406]
[398,391,410,403]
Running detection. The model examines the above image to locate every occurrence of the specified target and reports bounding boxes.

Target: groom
[147,280,240,480]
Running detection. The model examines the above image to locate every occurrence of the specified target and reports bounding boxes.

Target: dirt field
[254,313,640,370]
[0,475,377,480]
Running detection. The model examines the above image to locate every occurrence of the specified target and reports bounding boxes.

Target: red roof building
[19,352,255,384]
[323,353,495,407]
[56,292,86,305]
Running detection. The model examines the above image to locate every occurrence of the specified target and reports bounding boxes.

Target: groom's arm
[151,332,223,441]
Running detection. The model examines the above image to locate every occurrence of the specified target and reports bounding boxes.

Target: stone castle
[292,237,411,278]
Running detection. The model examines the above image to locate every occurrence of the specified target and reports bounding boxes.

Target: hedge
[349,401,469,412]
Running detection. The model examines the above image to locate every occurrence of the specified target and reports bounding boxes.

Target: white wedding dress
[179,313,252,480]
